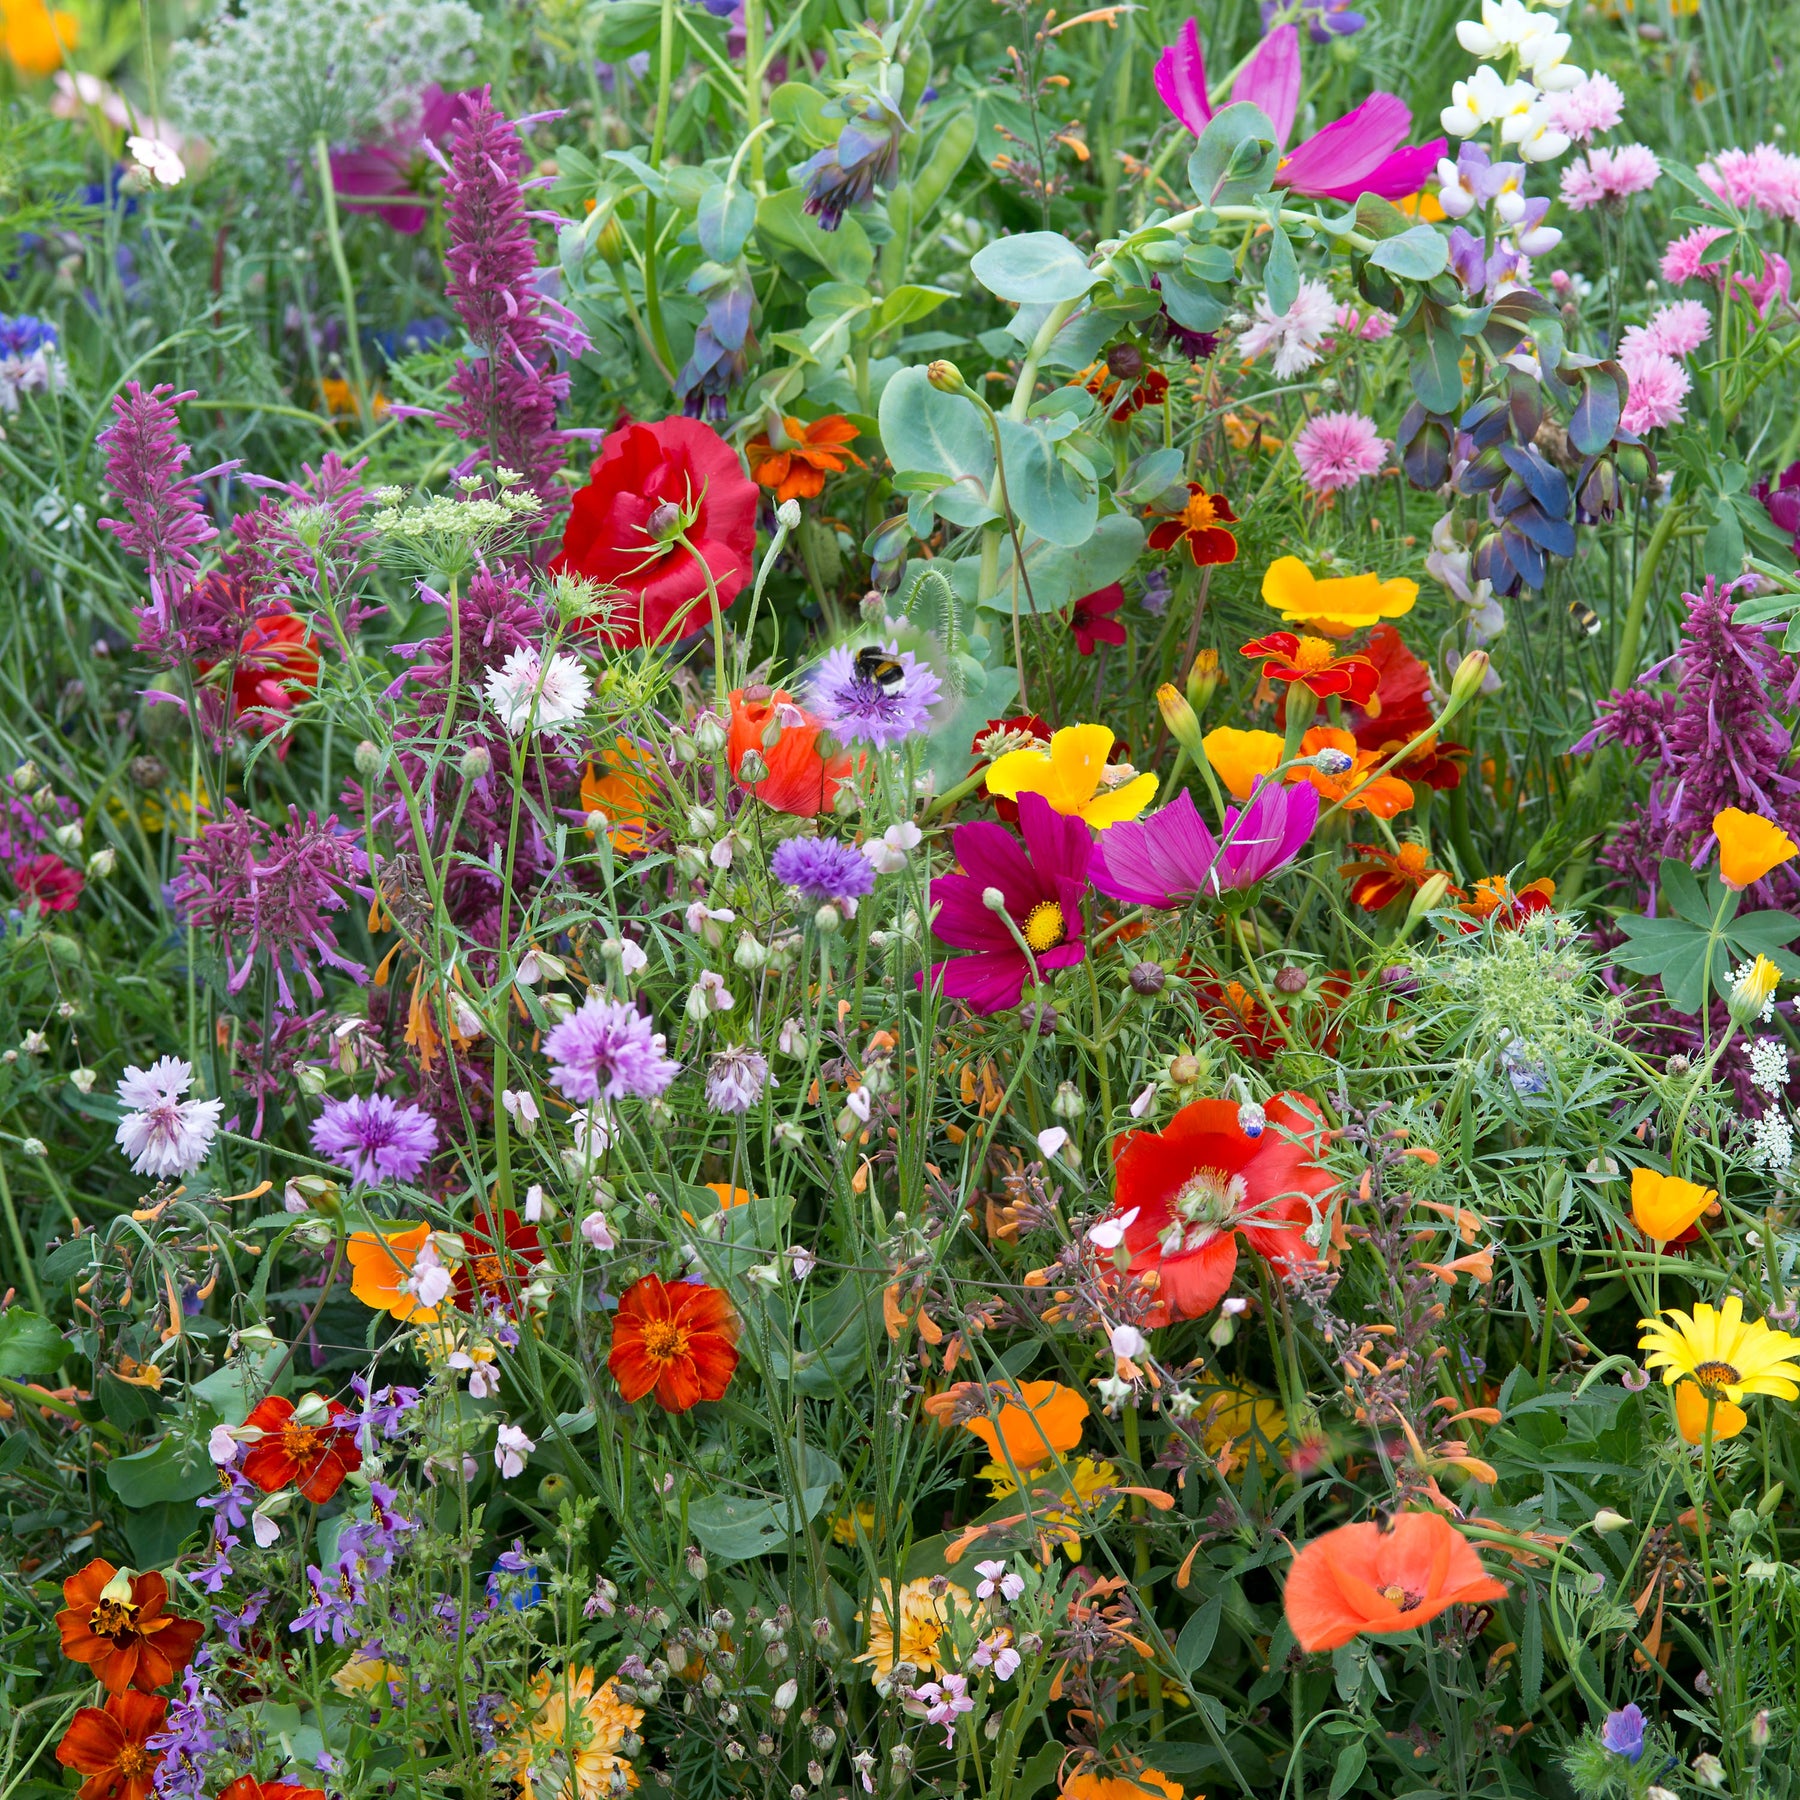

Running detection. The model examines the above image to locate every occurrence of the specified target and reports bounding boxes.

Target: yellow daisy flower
[984,724,1158,829]
[982,1455,1119,1561]
[497,1668,643,1800]
[1637,1297,1800,1405]
[853,1577,970,1682]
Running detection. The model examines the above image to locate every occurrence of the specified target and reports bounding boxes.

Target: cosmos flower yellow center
[1024,900,1066,953]
[1693,1359,1740,1396]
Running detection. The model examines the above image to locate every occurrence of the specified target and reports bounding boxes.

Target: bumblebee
[1568,600,1601,638]
[854,647,907,693]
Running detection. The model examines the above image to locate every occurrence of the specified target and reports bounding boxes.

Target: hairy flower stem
[314,136,372,426]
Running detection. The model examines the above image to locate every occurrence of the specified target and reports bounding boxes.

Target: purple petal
[1015,791,1093,891]
[1154,17,1214,135]
[926,950,1030,1014]
[1230,24,1300,149]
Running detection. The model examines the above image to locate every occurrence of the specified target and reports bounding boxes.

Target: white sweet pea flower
[494,1422,536,1478]
[1086,1208,1139,1251]
[1036,1126,1069,1159]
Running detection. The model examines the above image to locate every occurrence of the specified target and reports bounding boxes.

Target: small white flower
[69,1067,97,1095]
[1036,1126,1069,1160]
[483,645,593,737]
[1109,1322,1148,1362]
[494,1421,535,1478]
[208,1423,241,1465]
[251,1508,283,1548]
[1086,1208,1139,1251]
[685,970,735,1020]
[787,1244,817,1280]
[1129,1084,1156,1119]
[128,134,186,185]
[1750,1036,1789,1095]
[1750,1111,1794,1173]
[523,1183,546,1223]
[1221,1295,1251,1317]
[19,1031,46,1055]
[861,820,922,874]
[404,1240,455,1310]
[501,1088,540,1136]
[568,1105,614,1159]
[685,900,735,945]
[579,1210,616,1251]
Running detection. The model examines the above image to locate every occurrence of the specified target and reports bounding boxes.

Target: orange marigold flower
[1241,631,1379,707]
[219,1781,327,1800]
[1282,1513,1507,1652]
[1456,874,1555,929]
[582,737,660,854]
[1146,484,1239,565]
[609,1273,739,1411]
[1338,842,1459,911]
[240,1394,363,1503]
[57,1560,204,1695]
[956,1379,1088,1468]
[1082,357,1169,419]
[1061,1761,1183,1800]
[744,415,864,504]
[55,1691,167,1800]
[1289,727,1413,818]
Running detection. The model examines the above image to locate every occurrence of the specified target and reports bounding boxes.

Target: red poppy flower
[728,686,860,817]
[1186,968,1352,1062]
[57,1559,204,1695]
[744,414,864,503]
[1106,1093,1336,1320]
[453,1208,543,1314]
[197,605,320,741]
[220,1780,327,1800]
[1345,625,1465,791]
[1067,584,1128,656]
[550,418,759,649]
[1338,843,1461,912]
[11,853,83,912]
[55,1690,168,1800]
[1457,875,1556,930]
[240,1394,363,1502]
[609,1274,739,1411]
[1242,631,1378,707]
[1147,485,1239,565]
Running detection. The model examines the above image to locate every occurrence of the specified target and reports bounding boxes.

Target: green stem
[744,0,766,189]
[313,136,372,426]
[0,1147,45,1311]
[1612,498,1687,695]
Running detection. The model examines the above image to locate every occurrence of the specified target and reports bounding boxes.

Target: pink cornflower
[1560,144,1661,212]
[1546,73,1623,143]
[1292,410,1389,494]
[1237,277,1338,379]
[1620,354,1691,434]
[1334,303,1395,341]
[1638,299,1713,359]
[1699,144,1800,221]
[1662,225,1730,285]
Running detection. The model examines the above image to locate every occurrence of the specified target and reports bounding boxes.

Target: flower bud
[1169,1054,1200,1086]
[648,500,683,538]
[1730,954,1780,1026]
[1129,961,1166,996]
[1051,1080,1085,1119]
[594,215,626,264]
[1592,1507,1631,1534]
[773,1679,798,1712]
[460,745,492,780]
[294,1064,328,1097]
[1404,872,1453,932]
[734,933,769,971]
[1186,648,1221,714]
[692,711,728,755]
[1157,683,1203,756]
[735,748,769,784]
[926,359,968,395]
[982,886,1008,912]
[1237,1101,1265,1138]
[353,739,385,778]
[776,499,802,529]
[1310,746,1354,776]
[1448,649,1491,710]
[814,903,842,934]
[85,847,116,879]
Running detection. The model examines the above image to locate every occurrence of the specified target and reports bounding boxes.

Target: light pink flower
[1698,144,1800,221]
[1546,73,1623,143]
[1237,277,1338,379]
[1661,225,1730,285]
[1292,410,1389,494]
[1334,303,1395,341]
[1620,299,1711,367]
[1560,144,1661,212]
[1619,353,1691,434]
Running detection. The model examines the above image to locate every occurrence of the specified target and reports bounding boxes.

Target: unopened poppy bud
[1169,1054,1200,1086]
[86,847,117,878]
[460,745,492,780]
[1593,1507,1631,1533]
[692,712,728,754]
[648,500,683,538]
[353,739,384,778]
[926,359,968,395]
[1448,649,1491,709]
[735,748,769,784]
[776,499,803,529]
[1274,964,1308,994]
[1186,648,1221,714]
[1106,343,1145,380]
[1129,961,1165,996]
[814,904,842,934]
[1157,683,1203,755]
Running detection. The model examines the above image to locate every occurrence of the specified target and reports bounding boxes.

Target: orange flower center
[1023,900,1067,953]
[1181,491,1218,531]
[1394,844,1430,875]
[1290,636,1338,674]
[1693,1360,1740,1397]
[474,1253,506,1291]
[281,1421,327,1463]
[640,1317,691,1367]
[1378,1584,1423,1612]
[90,1598,141,1638]
[116,1747,152,1778]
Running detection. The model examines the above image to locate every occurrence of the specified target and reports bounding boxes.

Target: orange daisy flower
[57,1560,204,1695]
[55,1692,168,1800]
[1288,726,1413,818]
[609,1274,740,1412]
[744,415,863,503]
[1338,843,1460,911]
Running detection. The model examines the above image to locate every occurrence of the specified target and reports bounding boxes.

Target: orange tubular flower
[1289,727,1413,818]
[57,1560,204,1695]
[582,737,660,854]
[1241,632,1379,706]
[609,1274,740,1411]
[1147,484,1239,565]
[1338,843,1460,912]
[240,1394,363,1502]
[957,1380,1089,1469]
[1457,875,1555,929]
[728,687,861,817]
[1282,1513,1508,1652]
[55,1691,168,1800]
[744,415,864,503]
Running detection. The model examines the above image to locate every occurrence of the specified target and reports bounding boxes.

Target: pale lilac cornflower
[115,1057,224,1178]
[1236,277,1336,379]
[808,641,941,749]
[1560,144,1660,211]
[770,836,877,912]
[1546,72,1623,142]
[483,645,593,736]
[310,1094,439,1186]
[1622,299,1712,362]
[1619,355,1691,434]
[1291,411,1388,494]
[1661,225,1730,285]
[1699,144,1800,221]
[542,994,679,1102]
[706,1045,771,1114]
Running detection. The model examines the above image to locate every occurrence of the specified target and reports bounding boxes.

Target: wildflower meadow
[11,0,1800,1795]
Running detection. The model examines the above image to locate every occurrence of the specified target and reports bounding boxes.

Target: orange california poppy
[582,737,660,854]
[609,1273,740,1411]
[1673,1380,1748,1443]
[1455,875,1555,929]
[240,1394,363,1503]
[1146,484,1238,565]
[1061,1761,1183,1800]
[1630,1167,1716,1243]
[957,1380,1088,1469]
[728,686,860,816]
[1288,726,1413,818]
[1713,807,1798,891]
[744,415,864,503]
[57,1561,204,1695]
[1202,726,1284,802]
[347,1222,440,1322]
[55,1691,168,1800]
[1282,1512,1508,1652]
[1241,632,1379,707]
[1338,843,1460,912]
[3,0,77,75]
[219,1782,326,1800]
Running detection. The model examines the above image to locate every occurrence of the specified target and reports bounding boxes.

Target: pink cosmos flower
[1699,144,1800,221]
[330,88,477,235]
[1292,410,1389,494]
[1559,144,1661,212]
[1546,73,1623,143]
[1090,783,1318,907]
[1155,19,1444,202]
[1619,353,1691,434]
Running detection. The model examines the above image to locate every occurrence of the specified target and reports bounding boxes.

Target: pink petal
[1299,137,1448,204]
[927,950,1029,1014]
[1154,17,1214,136]
[1275,94,1414,198]
[1230,24,1299,150]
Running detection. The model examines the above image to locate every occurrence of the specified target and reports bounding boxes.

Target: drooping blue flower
[1600,1704,1646,1763]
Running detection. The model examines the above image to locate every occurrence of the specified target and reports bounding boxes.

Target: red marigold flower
[1147,484,1239,565]
[550,418,758,650]
[56,1559,204,1695]
[609,1273,740,1411]
[1104,1094,1337,1320]
[454,1208,543,1314]
[219,1780,327,1800]
[744,414,864,503]
[54,1690,168,1800]
[1338,842,1461,911]
[1344,624,1466,790]
[240,1394,363,1503]
[1067,583,1128,656]
[1084,359,1170,419]
[1241,631,1379,706]
[728,686,860,817]
[11,853,83,912]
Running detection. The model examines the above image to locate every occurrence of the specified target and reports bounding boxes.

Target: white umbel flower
[114,1056,224,1178]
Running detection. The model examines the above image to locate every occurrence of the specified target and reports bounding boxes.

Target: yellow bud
[99,1566,136,1605]
[1157,683,1203,755]
[1403,872,1453,933]
[1186,648,1221,714]
[926,359,968,396]
[1730,954,1781,1026]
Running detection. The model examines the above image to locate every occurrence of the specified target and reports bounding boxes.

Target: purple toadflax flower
[311,1094,440,1186]
[146,1660,220,1800]
[808,640,941,750]
[1091,782,1319,908]
[770,836,877,912]
[542,994,680,1102]
[1263,0,1365,39]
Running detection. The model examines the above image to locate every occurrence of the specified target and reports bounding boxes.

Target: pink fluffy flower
[1238,277,1338,378]
[1699,144,1800,221]
[1621,300,1712,368]
[1334,303,1395,341]
[1292,410,1389,494]
[1546,73,1623,143]
[1662,225,1730,285]
[1560,144,1661,212]
[1620,353,1692,434]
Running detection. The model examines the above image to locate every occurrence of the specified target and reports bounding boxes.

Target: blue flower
[1600,1704,1645,1763]
[486,1539,542,1610]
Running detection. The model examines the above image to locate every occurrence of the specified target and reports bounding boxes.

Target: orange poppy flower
[957,1380,1088,1469]
[1338,843,1459,911]
[1282,1512,1508,1652]
[728,686,860,816]
[609,1273,739,1411]
[744,415,864,503]
[1713,807,1798,891]
[1288,727,1413,818]
[1202,726,1284,802]
[4,0,77,75]
[1630,1167,1716,1243]
[347,1222,440,1323]
[1456,875,1555,929]
[57,1560,204,1695]
[240,1394,363,1503]
[56,1692,167,1800]
[1061,1762,1183,1800]
[1146,484,1239,565]
[219,1783,326,1800]
[1241,631,1379,707]
[1673,1380,1748,1443]
[582,737,660,854]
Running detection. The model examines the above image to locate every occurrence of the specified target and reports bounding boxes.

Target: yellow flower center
[640,1318,691,1367]
[1378,1584,1422,1612]
[90,1598,140,1638]
[1023,900,1066,953]
[1693,1359,1740,1397]
[1181,491,1218,530]
[281,1421,327,1461]
[1291,636,1338,674]
[116,1747,152,1779]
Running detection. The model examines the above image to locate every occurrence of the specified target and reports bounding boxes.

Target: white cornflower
[114,1056,224,1178]
[483,645,593,737]
[1749,1036,1789,1096]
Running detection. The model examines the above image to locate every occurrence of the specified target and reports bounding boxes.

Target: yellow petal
[1260,556,1315,617]
[1080,772,1159,828]
[984,746,1054,800]
[1045,724,1115,810]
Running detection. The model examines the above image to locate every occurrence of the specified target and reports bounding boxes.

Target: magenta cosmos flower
[330,88,476,235]
[1156,20,1444,203]
[1091,783,1318,908]
[921,792,1092,1014]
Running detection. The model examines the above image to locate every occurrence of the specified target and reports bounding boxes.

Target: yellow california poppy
[1261,556,1418,628]
[984,723,1157,829]
[1201,726,1284,801]
[1629,1167,1716,1242]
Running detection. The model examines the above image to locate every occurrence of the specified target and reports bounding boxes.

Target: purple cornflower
[147,1660,220,1800]
[310,1094,439,1187]
[770,835,877,912]
[435,89,580,507]
[1600,1704,1646,1762]
[542,994,679,1102]
[174,805,368,1011]
[705,1045,770,1114]
[808,640,941,749]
